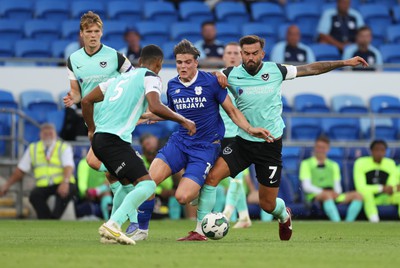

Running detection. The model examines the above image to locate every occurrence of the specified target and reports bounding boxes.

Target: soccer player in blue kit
[131,39,272,241]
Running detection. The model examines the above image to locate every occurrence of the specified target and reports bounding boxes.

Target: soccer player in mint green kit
[62,11,139,238]
[180,35,369,241]
[299,136,363,222]
[81,45,196,245]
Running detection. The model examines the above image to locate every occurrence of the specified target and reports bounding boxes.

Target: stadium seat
[179,2,213,24]
[170,22,202,43]
[379,44,400,64]
[327,147,344,168]
[0,41,14,57]
[242,23,277,46]
[15,40,51,58]
[0,19,24,42]
[107,1,142,22]
[393,5,400,23]
[286,3,320,33]
[24,20,61,41]
[291,117,322,140]
[369,23,385,48]
[370,95,400,113]
[103,40,124,51]
[135,22,169,47]
[144,2,178,24]
[215,23,241,45]
[51,40,71,58]
[46,109,65,134]
[102,21,128,42]
[35,0,70,22]
[20,90,56,110]
[282,146,302,191]
[215,2,249,26]
[309,44,340,61]
[162,42,176,60]
[322,118,361,141]
[71,1,106,20]
[23,111,42,143]
[345,147,369,161]
[0,89,18,109]
[0,1,33,20]
[331,94,368,113]
[62,20,80,41]
[294,93,330,113]
[386,25,400,44]
[359,4,391,32]
[250,2,285,30]
[281,95,292,113]
[296,21,317,44]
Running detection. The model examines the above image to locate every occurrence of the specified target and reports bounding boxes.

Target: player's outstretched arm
[296,56,369,77]
[221,96,274,142]
[146,92,196,136]
[63,80,82,107]
[81,86,105,141]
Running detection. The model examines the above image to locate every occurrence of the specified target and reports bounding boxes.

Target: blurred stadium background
[0,0,399,221]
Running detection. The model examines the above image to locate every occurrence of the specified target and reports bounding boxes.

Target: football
[201,212,230,240]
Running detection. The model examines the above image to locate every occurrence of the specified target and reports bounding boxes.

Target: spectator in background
[317,0,364,52]
[0,124,77,219]
[342,26,383,71]
[270,25,315,64]
[119,28,142,66]
[300,136,363,222]
[195,21,225,61]
[353,140,400,222]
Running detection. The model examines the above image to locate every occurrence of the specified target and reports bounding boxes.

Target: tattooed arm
[296,56,368,77]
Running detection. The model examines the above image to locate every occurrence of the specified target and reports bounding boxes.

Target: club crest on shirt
[99,61,107,68]
[175,89,180,94]
[194,86,202,95]
[261,73,269,81]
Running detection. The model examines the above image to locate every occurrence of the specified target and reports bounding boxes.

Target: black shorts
[92,133,148,183]
[221,137,236,153]
[221,136,282,187]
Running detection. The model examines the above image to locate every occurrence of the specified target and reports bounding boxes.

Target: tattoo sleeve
[296,61,345,77]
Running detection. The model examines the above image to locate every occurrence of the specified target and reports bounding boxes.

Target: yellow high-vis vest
[29,140,75,187]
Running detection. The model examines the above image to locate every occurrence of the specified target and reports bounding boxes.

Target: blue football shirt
[167,70,227,144]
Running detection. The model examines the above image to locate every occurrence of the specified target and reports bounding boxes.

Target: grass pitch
[0,220,398,268]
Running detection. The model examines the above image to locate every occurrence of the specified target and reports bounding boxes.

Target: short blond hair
[80,11,103,31]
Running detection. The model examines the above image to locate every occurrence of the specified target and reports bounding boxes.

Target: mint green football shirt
[219,91,239,138]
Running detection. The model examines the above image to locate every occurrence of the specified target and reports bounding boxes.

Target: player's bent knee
[175,194,190,205]
[86,156,100,170]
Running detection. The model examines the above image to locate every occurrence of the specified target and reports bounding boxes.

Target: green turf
[0,220,397,268]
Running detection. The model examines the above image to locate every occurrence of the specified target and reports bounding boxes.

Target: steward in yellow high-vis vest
[0,123,77,219]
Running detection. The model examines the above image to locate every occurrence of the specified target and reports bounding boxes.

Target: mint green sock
[235,181,247,213]
[271,198,289,222]
[99,163,108,172]
[197,185,217,222]
[100,195,112,220]
[121,184,138,223]
[323,199,341,222]
[225,178,239,207]
[345,200,363,222]
[260,210,273,222]
[109,181,121,195]
[214,185,226,212]
[111,184,127,216]
[111,180,156,226]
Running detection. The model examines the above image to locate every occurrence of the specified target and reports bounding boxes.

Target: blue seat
[345,147,369,161]
[291,117,322,140]
[171,22,202,43]
[102,20,128,42]
[24,20,61,41]
[135,22,169,47]
[46,109,65,134]
[370,95,400,113]
[380,44,400,64]
[322,118,361,141]
[144,2,178,24]
[297,21,317,44]
[0,41,14,57]
[107,1,142,22]
[103,40,124,51]
[281,95,292,113]
[216,23,241,45]
[359,4,391,32]
[309,44,340,61]
[294,93,330,113]
[0,19,24,42]
[35,0,70,22]
[331,94,368,113]
[369,23,385,48]
[250,2,285,30]
[162,42,176,60]
[179,2,213,24]
[215,2,249,26]
[286,3,320,33]
[51,40,71,58]
[15,40,51,58]
[387,25,400,44]
[24,110,42,143]
[71,1,106,20]
[20,90,55,110]
[242,23,277,46]
[282,146,302,171]
[393,5,400,23]
[327,147,344,168]
[62,20,80,41]
[0,1,33,20]
[0,89,18,109]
